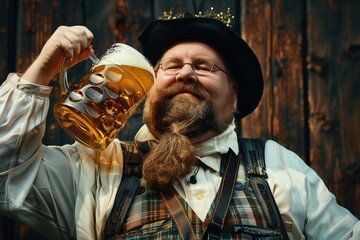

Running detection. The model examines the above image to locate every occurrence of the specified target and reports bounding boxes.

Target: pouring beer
[54,43,155,150]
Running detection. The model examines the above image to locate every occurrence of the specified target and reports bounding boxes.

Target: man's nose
[176,63,198,81]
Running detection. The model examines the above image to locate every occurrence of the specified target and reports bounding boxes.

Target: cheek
[153,74,175,91]
[211,82,237,113]
[199,79,229,103]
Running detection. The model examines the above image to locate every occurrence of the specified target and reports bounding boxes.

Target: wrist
[22,57,58,86]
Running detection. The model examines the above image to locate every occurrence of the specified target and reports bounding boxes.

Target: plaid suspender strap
[103,142,143,239]
[201,150,240,240]
[240,138,289,240]
[160,188,198,240]
[103,176,140,239]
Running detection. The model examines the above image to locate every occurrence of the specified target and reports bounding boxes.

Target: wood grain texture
[307,0,360,217]
[241,0,306,160]
[0,0,11,80]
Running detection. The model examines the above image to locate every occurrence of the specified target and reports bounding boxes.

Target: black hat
[138,14,263,118]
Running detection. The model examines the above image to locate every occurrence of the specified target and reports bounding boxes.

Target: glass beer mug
[54,43,155,150]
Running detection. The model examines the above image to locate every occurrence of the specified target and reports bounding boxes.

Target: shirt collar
[134,120,239,172]
[193,120,239,157]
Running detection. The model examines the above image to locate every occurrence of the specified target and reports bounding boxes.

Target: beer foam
[97,43,155,79]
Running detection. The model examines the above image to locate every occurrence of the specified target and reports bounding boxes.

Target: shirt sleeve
[0,73,76,239]
[265,140,360,240]
[0,74,123,239]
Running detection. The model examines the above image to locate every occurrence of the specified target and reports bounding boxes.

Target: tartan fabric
[111,141,282,239]
[117,180,275,239]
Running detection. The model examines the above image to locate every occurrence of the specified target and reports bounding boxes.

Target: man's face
[143,42,238,140]
[141,42,238,187]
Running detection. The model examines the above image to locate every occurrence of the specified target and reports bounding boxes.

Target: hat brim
[138,17,263,118]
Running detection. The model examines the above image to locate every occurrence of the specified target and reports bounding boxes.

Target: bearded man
[0,10,359,240]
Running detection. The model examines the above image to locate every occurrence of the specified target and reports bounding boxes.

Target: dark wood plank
[0,0,11,81]
[240,0,306,160]
[307,0,360,218]
[239,0,273,138]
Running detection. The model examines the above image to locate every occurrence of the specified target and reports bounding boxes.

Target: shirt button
[195,192,205,200]
[234,182,244,191]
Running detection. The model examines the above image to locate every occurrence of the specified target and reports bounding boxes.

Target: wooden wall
[0,0,359,239]
[241,0,360,220]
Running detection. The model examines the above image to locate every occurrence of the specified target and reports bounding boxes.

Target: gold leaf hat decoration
[159,7,234,27]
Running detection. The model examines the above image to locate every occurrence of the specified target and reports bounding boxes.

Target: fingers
[26,25,95,85]
[57,25,94,60]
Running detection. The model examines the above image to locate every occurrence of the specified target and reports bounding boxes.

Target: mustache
[143,79,215,138]
[158,80,210,101]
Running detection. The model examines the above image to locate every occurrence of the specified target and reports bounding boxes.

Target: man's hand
[22,25,94,85]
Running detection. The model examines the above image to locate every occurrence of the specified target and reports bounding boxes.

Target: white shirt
[0,74,359,240]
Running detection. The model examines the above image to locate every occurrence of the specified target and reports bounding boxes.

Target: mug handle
[59,58,70,96]
[58,52,99,96]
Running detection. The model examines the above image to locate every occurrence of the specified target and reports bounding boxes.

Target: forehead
[161,41,223,60]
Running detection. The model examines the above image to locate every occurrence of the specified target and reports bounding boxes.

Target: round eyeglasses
[158,58,228,76]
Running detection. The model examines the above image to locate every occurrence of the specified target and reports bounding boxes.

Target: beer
[54,43,155,150]
[54,64,154,150]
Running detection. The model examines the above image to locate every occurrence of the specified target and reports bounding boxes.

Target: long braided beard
[142,80,229,189]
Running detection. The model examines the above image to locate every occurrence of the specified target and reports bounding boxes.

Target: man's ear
[232,83,238,110]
